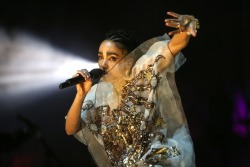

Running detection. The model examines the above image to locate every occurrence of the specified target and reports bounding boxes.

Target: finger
[72,73,79,78]
[165,22,180,28]
[164,19,179,25]
[77,69,90,79]
[190,31,197,37]
[167,11,180,18]
[80,69,88,74]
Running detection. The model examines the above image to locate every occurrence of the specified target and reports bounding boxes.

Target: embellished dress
[74,34,195,167]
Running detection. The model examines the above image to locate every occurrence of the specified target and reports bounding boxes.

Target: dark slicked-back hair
[105,29,138,54]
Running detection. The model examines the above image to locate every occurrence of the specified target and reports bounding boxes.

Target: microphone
[59,68,106,89]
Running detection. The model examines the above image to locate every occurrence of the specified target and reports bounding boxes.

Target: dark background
[0,0,249,167]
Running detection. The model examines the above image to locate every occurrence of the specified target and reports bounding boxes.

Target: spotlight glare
[0,28,98,110]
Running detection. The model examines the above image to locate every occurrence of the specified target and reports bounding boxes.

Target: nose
[100,59,108,71]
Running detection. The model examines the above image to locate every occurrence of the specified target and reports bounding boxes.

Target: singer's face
[98,40,128,72]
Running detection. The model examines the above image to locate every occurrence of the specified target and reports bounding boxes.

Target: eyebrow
[98,51,120,57]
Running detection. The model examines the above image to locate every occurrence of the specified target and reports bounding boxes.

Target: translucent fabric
[74,34,195,167]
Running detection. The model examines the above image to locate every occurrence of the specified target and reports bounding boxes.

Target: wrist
[76,92,85,101]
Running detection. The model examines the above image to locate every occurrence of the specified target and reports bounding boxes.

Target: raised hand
[164,11,200,37]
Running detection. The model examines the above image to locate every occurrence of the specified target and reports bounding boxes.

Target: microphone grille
[89,68,106,79]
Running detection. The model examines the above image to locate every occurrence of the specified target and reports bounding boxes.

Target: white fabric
[73,34,195,167]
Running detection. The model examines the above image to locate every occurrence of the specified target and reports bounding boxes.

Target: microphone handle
[59,68,106,89]
[59,82,70,89]
[59,76,85,89]
[66,76,85,85]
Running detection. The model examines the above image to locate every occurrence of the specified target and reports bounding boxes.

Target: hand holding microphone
[59,68,106,89]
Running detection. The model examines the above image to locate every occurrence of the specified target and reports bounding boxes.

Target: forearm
[168,32,191,56]
[65,93,85,135]
[156,33,189,73]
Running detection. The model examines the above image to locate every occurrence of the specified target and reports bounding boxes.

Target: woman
[65,11,199,167]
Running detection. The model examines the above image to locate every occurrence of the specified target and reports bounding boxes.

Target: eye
[98,55,103,60]
[110,57,117,61]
